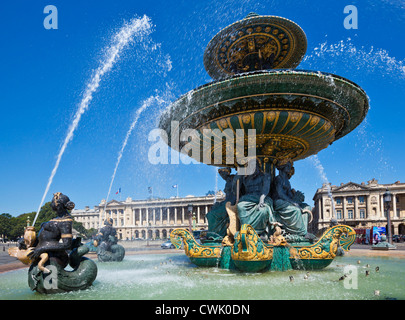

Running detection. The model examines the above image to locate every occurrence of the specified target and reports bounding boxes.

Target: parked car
[393,235,404,243]
[161,240,175,249]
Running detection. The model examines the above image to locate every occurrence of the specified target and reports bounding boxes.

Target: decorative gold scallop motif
[262,134,309,160]
[242,114,251,123]
[160,69,369,169]
[267,111,277,121]
[290,112,300,122]
[219,118,228,128]
[310,115,320,126]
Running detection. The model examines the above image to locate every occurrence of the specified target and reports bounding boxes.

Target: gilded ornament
[242,114,251,124]
[293,225,356,260]
[310,116,320,126]
[267,111,277,121]
[219,118,228,128]
[290,112,300,122]
[170,229,221,259]
[204,14,307,79]
[232,224,273,261]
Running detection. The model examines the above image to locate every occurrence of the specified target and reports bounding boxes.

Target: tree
[0,213,13,239]
[1,202,97,241]
[33,202,56,228]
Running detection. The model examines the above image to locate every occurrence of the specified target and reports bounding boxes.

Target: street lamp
[188,203,193,233]
[383,189,392,244]
[147,221,151,246]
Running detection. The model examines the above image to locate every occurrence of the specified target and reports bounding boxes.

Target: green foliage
[73,221,97,239]
[0,213,13,238]
[33,202,57,228]
[1,212,36,240]
[1,202,95,240]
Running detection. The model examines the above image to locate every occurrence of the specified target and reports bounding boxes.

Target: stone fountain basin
[159,70,369,165]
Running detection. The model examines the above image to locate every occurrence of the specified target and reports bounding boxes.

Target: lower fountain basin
[170,224,356,272]
[2,252,404,300]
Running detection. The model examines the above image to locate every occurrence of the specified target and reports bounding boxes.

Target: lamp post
[147,221,151,246]
[383,189,392,244]
[188,203,193,233]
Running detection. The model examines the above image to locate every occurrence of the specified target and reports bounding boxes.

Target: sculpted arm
[259,173,272,206]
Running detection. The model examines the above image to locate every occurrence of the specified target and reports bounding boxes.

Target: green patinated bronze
[203,13,307,80]
[164,12,367,272]
[28,244,98,294]
[170,224,356,272]
[159,70,369,167]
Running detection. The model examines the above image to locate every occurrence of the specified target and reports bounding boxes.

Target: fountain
[2,10,404,301]
[160,13,369,272]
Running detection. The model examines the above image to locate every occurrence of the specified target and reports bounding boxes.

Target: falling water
[101,95,166,224]
[302,38,405,209]
[214,244,224,272]
[32,16,153,226]
[302,38,405,79]
[310,155,336,218]
[214,168,218,203]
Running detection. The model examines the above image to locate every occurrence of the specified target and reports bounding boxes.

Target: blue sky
[1,0,404,216]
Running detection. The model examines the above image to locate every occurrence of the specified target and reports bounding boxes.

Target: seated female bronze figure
[94,218,125,262]
[9,192,97,294]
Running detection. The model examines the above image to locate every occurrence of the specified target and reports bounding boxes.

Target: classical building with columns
[71,192,225,240]
[312,179,405,235]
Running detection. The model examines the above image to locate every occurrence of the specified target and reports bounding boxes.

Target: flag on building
[115,188,121,194]
[172,184,179,198]
[148,186,153,194]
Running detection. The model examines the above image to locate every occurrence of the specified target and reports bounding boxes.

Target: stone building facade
[312,179,405,235]
[71,192,225,240]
